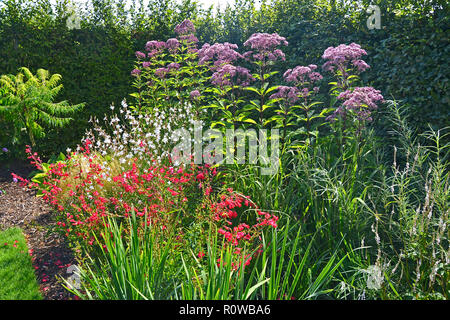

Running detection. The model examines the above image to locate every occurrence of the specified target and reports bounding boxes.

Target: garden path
[0,162,77,300]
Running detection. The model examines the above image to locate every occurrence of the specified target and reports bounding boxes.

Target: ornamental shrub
[0,67,84,148]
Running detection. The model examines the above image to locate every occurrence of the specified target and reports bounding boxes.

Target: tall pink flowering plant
[131,21,384,159]
[321,43,384,148]
[130,20,208,117]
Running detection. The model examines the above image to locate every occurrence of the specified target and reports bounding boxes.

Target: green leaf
[265,86,280,95]
[241,118,258,124]
[262,104,275,112]
[211,121,226,128]
[57,152,66,161]
[244,87,262,95]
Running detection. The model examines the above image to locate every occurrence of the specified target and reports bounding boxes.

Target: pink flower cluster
[145,40,166,57]
[131,68,141,77]
[322,43,370,74]
[211,64,254,88]
[243,33,288,63]
[244,32,288,52]
[133,20,199,80]
[243,32,288,50]
[179,34,199,47]
[135,51,146,60]
[153,63,179,78]
[270,86,300,105]
[283,64,323,86]
[166,38,180,53]
[190,90,201,100]
[327,86,384,122]
[198,42,243,69]
[272,65,323,105]
[173,20,198,47]
[174,19,195,36]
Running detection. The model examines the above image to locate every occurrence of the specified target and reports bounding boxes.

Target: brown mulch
[0,161,77,300]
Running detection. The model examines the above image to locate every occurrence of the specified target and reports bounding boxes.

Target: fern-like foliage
[0,67,84,146]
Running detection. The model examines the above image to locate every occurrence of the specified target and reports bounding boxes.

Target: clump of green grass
[0,227,42,300]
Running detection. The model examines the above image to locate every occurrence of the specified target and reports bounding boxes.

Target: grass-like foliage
[65,215,346,300]
[0,227,42,300]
